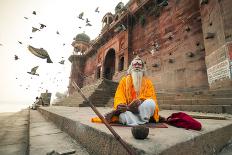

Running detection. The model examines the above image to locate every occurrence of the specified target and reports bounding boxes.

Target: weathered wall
[69,0,232,93]
[130,0,208,91]
[69,56,85,93]
[82,31,129,83]
[200,0,232,90]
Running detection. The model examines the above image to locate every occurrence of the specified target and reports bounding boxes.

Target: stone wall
[129,0,208,91]
[69,0,232,93]
[200,0,232,90]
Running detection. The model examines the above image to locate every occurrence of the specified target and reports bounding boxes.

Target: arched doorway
[103,49,115,80]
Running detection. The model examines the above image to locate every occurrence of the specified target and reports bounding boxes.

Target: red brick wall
[73,0,232,92]
[130,0,208,91]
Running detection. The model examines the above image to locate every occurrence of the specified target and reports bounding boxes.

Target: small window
[118,56,124,71]
[96,66,101,79]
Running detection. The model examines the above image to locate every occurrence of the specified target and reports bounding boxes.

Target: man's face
[132,59,143,71]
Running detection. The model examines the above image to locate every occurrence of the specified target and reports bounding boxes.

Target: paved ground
[0,107,231,154]
[30,109,89,155]
[0,109,29,155]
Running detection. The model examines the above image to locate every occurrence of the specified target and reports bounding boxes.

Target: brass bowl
[131,125,149,139]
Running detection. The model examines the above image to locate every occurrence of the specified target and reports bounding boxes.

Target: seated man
[32,97,40,110]
[106,56,159,125]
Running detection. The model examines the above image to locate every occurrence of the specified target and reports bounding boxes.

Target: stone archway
[103,49,115,80]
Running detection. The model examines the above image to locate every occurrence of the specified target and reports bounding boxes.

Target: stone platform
[37,106,232,155]
[29,109,89,155]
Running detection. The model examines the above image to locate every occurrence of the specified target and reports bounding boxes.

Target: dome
[74,33,90,43]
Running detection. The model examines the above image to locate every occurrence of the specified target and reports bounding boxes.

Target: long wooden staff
[71,81,135,155]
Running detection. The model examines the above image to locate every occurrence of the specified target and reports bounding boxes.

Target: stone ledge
[38,106,232,155]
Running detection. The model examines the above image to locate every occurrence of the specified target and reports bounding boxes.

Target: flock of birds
[0,6,102,93]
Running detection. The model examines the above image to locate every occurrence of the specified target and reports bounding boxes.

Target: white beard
[131,70,143,93]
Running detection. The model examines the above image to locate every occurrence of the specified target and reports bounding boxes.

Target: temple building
[64,0,232,113]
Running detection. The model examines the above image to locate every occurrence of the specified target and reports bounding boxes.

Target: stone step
[38,106,232,155]
[157,90,232,99]
[29,109,89,155]
[158,98,232,105]
[54,79,117,107]
[160,104,232,114]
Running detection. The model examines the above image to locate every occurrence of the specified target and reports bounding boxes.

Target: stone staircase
[55,80,232,114]
[37,106,232,155]
[158,89,232,114]
[54,78,118,107]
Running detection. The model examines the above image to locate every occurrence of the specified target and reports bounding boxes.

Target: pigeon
[56,31,60,35]
[63,43,65,46]
[114,24,126,32]
[39,23,46,29]
[78,26,82,29]
[24,17,29,19]
[14,55,19,60]
[121,24,126,31]
[18,41,22,44]
[59,60,65,64]
[32,11,36,15]
[27,66,39,76]
[29,36,33,39]
[78,12,84,20]
[28,45,53,63]
[86,23,92,26]
[158,0,168,7]
[32,27,40,32]
[95,7,100,13]
[86,18,90,23]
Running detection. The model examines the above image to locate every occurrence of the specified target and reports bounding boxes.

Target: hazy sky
[0,0,129,104]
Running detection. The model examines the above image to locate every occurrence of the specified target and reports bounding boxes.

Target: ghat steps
[55,78,118,107]
[55,79,232,114]
[37,106,232,155]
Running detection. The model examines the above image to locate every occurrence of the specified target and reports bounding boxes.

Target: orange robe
[114,74,159,122]
[91,75,159,123]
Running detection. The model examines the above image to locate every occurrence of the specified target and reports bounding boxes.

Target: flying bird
[29,36,33,39]
[78,12,84,20]
[24,17,29,19]
[95,7,100,13]
[39,23,46,29]
[14,55,19,60]
[86,23,92,26]
[27,66,39,76]
[78,26,82,29]
[0,43,3,46]
[32,11,36,15]
[86,18,90,23]
[56,31,60,35]
[32,27,40,32]
[63,43,65,46]
[58,60,65,64]
[28,45,53,63]
[18,41,22,44]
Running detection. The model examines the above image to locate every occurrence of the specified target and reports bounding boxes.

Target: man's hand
[116,104,128,113]
[128,99,142,114]
[104,110,115,123]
